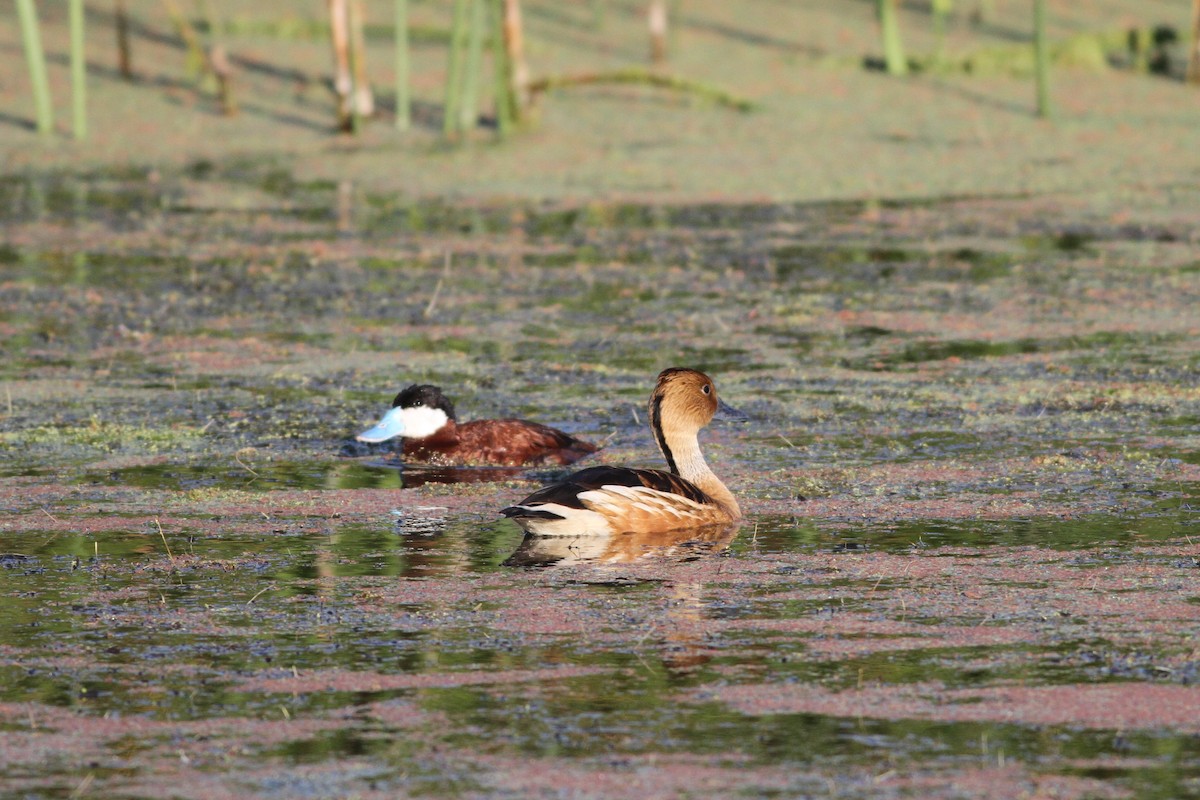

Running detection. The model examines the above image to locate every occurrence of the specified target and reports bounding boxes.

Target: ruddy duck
[501,368,743,535]
[356,384,597,467]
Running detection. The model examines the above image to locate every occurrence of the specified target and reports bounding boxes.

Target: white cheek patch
[398,405,450,439]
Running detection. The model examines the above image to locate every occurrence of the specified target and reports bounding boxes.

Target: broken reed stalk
[459,0,486,131]
[210,44,237,115]
[424,251,452,318]
[931,0,951,59]
[1188,0,1200,83]
[197,1,237,116]
[394,0,410,130]
[164,0,237,115]
[115,0,133,79]
[488,0,514,136]
[161,0,208,81]
[877,0,908,76]
[69,0,87,139]
[328,0,353,130]
[246,585,273,606]
[233,450,259,477]
[154,518,177,568]
[648,0,667,63]
[1033,0,1053,117]
[527,68,757,112]
[348,0,373,120]
[15,0,54,135]
[336,180,353,232]
[347,0,365,133]
[502,0,529,120]
[443,0,470,137]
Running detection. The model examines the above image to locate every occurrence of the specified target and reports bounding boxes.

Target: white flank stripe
[514,507,612,536]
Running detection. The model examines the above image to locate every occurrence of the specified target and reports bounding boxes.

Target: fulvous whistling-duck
[356,384,597,467]
[501,368,743,536]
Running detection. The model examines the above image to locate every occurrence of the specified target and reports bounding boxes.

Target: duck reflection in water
[390,464,527,489]
[501,522,738,567]
[338,462,576,490]
[502,525,738,675]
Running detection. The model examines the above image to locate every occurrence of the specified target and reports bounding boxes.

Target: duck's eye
[701,384,711,395]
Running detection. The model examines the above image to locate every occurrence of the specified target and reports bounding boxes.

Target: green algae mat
[1,170,1199,799]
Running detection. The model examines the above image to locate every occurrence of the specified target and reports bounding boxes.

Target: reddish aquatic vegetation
[1,513,215,535]
[0,700,346,779]
[476,752,803,798]
[0,701,339,741]
[3,162,1200,800]
[882,765,1134,800]
[238,665,611,694]
[707,680,1200,733]
[781,493,1090,523]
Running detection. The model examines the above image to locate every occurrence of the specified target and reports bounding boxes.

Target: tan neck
[658,427,741,518]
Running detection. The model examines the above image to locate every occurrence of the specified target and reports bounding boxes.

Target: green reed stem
[16,0,54,135]
[878,0,908,76]
[347,0,364,133]
[443,0,469,137]
[460,0,485,131]
[1033,0,1052,118]
[488,0,513,136]
[70,0,87,139]
[394,0,410,130]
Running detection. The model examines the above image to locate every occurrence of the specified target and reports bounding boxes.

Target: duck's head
[648,368,744,438]
[356,384,457,442]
